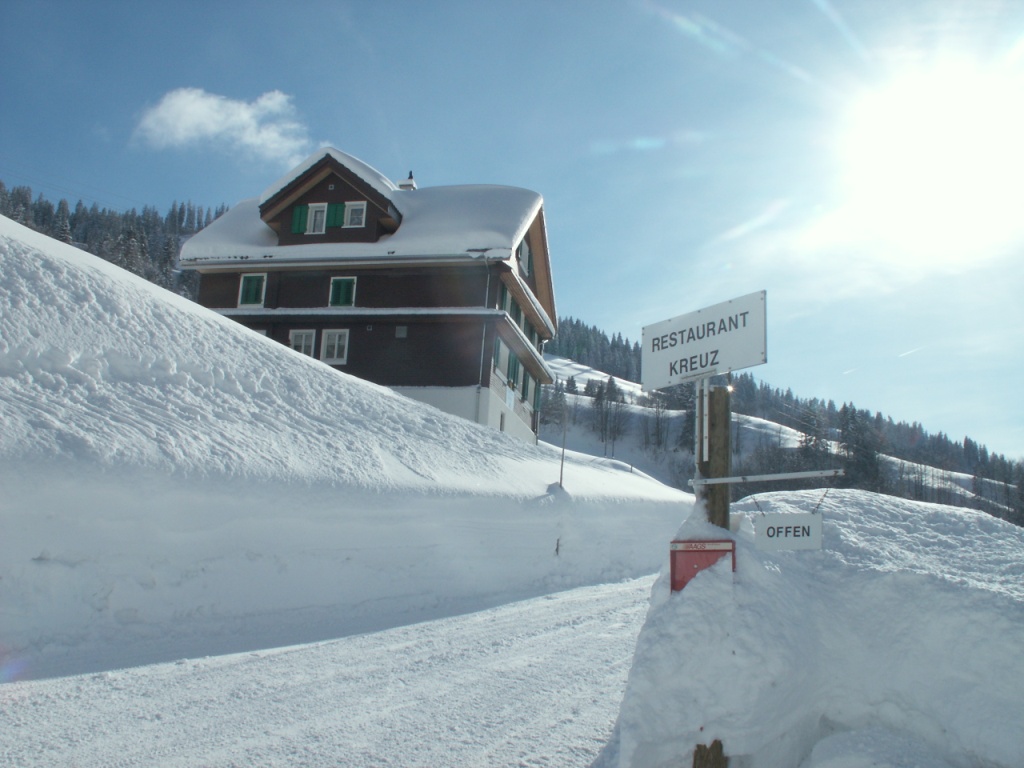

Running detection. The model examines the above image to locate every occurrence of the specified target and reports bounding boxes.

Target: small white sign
[642,290,766,391]
[755,513,822,551]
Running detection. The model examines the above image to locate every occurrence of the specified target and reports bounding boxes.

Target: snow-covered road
[0,577,653,767]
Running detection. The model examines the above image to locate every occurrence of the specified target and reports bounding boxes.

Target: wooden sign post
[696,382,731,530]
[643,292,766,768]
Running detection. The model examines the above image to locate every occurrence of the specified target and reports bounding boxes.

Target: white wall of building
[392,385,537,443]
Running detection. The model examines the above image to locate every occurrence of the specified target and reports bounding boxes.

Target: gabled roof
[182,143,546,267]
[181,185,542,264]
[179,147,556,329]
[259,148,401,208]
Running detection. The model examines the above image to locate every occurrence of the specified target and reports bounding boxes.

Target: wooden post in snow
[692,739,727,768]
[692,385,731,767]
[696,384,731,530]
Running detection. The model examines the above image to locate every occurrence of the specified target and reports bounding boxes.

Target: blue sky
[3,1,1023,459]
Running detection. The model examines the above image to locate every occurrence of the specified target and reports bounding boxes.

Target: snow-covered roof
[181,184,544,266]
[258,147,400,207]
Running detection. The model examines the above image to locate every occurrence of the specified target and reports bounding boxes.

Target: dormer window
[290,201,367,234]
[344,202,366,228]
[307,203,328,235]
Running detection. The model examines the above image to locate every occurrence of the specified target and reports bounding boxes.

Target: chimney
[398,171,417,191]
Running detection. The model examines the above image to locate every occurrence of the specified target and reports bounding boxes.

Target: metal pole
[559,397,567,488]
[702,377,710,463]
[690,468,845,486]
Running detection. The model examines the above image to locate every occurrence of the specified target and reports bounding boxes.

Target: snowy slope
[609,490,1024,768]
[0,215,690,680]
[2,215,1022,768]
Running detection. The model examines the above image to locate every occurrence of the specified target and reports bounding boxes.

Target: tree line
[543,316,1023,525]
[0,179,224,298]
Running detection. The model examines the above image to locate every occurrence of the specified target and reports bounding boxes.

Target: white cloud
[134,88,311,166]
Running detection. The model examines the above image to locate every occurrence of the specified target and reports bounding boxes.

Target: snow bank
[0,215,691,679]
[610,490,1024,768]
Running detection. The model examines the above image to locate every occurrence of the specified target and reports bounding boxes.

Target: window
[395,325,408,339]
[493,338,503,372]
[292,202,365,233]
[506,351,521,389]
[517,238,532,275]
[321,329,349,364]
[307,203,328,234]
[238,273,266,306]
[344,201,366,228]
[329,277,356,307]
[289,329,315,357]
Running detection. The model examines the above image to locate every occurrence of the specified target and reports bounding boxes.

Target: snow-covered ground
[609,491,1024,768]
[1,215,1022,767]
[0,216,688,680]
[0,577,654,767]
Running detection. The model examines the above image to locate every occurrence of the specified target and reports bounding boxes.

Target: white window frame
[516,238,531,276]
[321,329,350,364]
[343,201,367,228]
[306,203,328,235]
[289,329,316,357]
[238,273,267,307]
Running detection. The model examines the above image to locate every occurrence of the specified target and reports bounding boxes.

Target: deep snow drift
[1,215,1022,768]
[0,215,689,679]
[608,490,1024,768]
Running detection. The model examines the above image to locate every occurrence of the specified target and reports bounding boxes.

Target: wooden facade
[181,148,557,441]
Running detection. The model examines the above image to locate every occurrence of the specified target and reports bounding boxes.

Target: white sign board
[641,290,766,391]
[755,513,822,551]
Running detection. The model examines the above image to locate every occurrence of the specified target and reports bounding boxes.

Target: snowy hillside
[0,215,690,679]
[541,355,813,490]
[607,490,1024,767]
[542,355,1015,517]
[2,215,1022,768]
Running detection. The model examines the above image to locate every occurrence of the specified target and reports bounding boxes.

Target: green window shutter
[291,205,309,234]
[507,353,519,386]
[522,374,530,402]
[240,275,264,305]
[493,338,501,369]
[330,278,355,307]
[326,203,345,228]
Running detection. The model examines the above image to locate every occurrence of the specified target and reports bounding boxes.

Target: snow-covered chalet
[179,148,557,442]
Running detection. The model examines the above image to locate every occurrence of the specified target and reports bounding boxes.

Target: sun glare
[833,57,1024,266]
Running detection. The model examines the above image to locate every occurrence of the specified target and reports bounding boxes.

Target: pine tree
[157,234,178,289]
[55,199,73,244]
